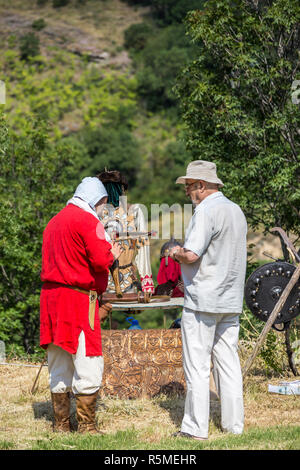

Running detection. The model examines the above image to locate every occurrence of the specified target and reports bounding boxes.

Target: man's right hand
[111,241,123,260]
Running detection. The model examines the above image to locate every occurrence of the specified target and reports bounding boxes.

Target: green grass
[0,440,15,450]
[30,425,300,451]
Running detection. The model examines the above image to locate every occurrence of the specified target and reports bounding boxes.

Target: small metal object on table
[111,297,184,328]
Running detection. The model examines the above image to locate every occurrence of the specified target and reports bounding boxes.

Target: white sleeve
[132,205,154,293]
[184,208,214,257]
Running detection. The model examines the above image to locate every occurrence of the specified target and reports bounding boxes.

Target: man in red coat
[40,177,122,434]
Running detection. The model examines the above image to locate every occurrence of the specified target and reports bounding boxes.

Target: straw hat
[176,160,224,187]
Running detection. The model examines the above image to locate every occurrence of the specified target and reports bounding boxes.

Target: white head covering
[67,177,109,227]
[73,177,108,210]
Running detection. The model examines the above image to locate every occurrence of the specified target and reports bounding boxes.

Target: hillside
[0,0,146,60]
[0,0,144,132]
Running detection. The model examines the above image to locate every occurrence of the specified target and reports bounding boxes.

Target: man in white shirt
[169,160,247,440]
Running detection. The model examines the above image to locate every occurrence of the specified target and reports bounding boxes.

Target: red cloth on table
[40,204,114,357]
[156,257,184,297]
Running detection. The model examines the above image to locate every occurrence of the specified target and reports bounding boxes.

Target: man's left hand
[169,246,200,264]
[169,246,181,260]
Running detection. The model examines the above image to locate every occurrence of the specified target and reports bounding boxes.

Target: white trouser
[47,331,104,395]
[180,308,244,438]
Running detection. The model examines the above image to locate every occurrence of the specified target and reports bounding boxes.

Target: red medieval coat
[39,204,114,356]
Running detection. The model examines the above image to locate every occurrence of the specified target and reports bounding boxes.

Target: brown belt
[67,286,98,331]
[44,283,98,331]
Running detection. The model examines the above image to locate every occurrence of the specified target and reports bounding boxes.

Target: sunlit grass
[0,359,299,450]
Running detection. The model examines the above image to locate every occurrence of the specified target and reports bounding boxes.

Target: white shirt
[181,192,247,313]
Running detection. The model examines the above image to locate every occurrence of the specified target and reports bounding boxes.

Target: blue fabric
[74,177,108,210]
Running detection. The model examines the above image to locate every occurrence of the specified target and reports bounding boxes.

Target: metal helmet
[160,236,183,259]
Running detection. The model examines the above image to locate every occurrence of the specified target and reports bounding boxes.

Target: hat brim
[175,176,224,187]
[175,176,189,184]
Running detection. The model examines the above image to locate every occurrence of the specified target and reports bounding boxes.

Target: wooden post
[31,354,47,394]
[242,264,300,377]
[284,323,298,376]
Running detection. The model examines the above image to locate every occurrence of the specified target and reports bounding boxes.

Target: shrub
[122,0,205,25]
[31,19,47,31]
[52,0,70,7]
[19,33,40,61]
[124,23,153,51]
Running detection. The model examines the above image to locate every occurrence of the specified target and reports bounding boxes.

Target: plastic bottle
[268,382,300,395]
[126,317,142,330]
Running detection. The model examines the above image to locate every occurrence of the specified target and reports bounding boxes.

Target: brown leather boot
[51,392,71,432]
[75,391,103,434]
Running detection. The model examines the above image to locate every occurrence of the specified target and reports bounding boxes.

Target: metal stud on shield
[245,261,300,331]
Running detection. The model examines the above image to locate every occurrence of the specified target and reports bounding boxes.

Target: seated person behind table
[155,237,184,298]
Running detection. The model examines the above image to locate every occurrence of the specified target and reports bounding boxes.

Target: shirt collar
[194,191,224,212]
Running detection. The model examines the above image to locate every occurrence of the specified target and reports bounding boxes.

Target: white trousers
[180,308,244,438]
[47,331,104,395]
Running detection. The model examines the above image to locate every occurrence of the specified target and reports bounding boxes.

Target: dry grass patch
[1,357,299,450]
[98,394,183,442]
[243,375,300,429]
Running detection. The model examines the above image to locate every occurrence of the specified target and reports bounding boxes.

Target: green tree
[133,24,199,110]
[0,113,83,354]
[131,139,192,206]
[150,0,205,25]
[52,0,70,7]
[175,0,300,238]
[77,125,142,187]
[124,23,153,52]
[123,0,205,25]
